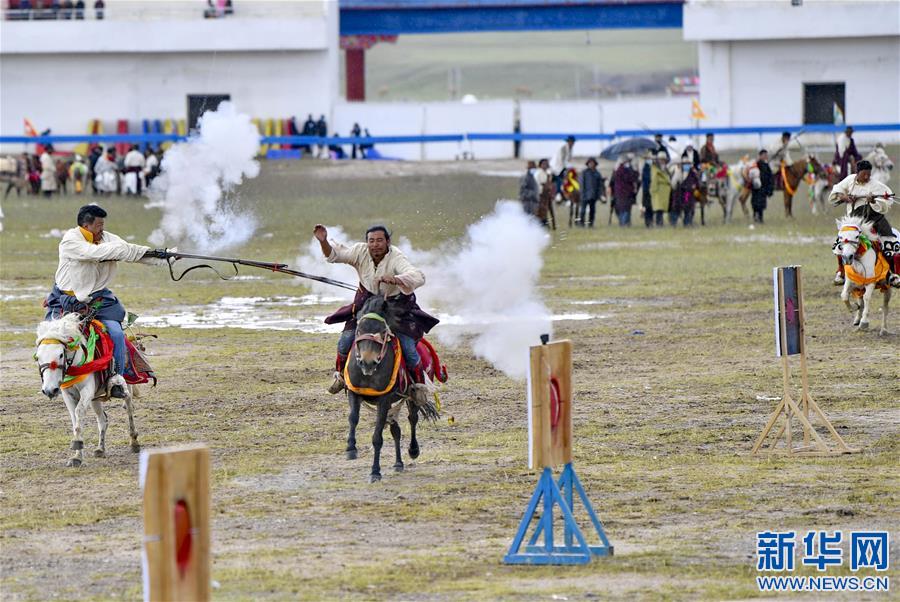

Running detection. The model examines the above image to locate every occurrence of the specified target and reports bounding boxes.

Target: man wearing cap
[578,157,604,228]
[750,149,774,224]
[829,160,899,287]
[834,126,862,179]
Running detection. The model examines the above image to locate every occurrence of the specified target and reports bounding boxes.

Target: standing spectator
[653,133,669,161]
[751,149,774,224]
[301,114,315,154]
[518,160,539,217]
[641,153,653,227]
[550,135,575,201]
[93,147,118,195]
[27,155,41,195]
[123,144,146,195]
[649,151,672,227]
[60,0,73,19]
[834,126,862,179]
[350,122,362,159]
[74,0,84,19]
[69,154,88,194]
[578,157,604,228]
[39,149,57,197]
[682,142,700,169]
[535,158,555,229]
[667,135,682,160]
[699,132,720,166]
[88,145,102,195]
[610,155,640,227]
[672,161,700,227]
[360,128,374,158]
[143,148,160,187]
[93,0,104,20]
[315,114,328,159]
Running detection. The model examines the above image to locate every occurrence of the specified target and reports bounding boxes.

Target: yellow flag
[691,98,707,121]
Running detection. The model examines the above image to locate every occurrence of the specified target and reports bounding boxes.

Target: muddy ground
[1,158,897,601]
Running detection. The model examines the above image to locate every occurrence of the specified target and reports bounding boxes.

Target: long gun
[832,193,896,207]
[159,251,358,291]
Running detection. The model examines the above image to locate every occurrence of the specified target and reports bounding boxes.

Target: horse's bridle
[353,313,394,365]
[35,337,80,380]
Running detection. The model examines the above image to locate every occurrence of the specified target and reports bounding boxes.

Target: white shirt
[124,150,146,169]
[54,227,150,301]
[326,242,425,297]
[829,174,894,215]
[144,154,159,173]
[770,139,799,165]
[836,133,852,157]
[94,155,116,174]
[551,143,573,174]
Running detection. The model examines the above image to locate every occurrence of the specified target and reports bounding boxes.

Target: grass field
[359,30,697,101]
[1,158,897,601]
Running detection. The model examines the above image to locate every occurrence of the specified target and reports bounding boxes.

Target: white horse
[35,313,140,466]
[866,144,894,186]
[834,216,892,335]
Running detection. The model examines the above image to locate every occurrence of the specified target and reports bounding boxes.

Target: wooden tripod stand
[751,266,859,456]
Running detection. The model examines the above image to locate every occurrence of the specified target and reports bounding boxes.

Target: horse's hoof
[858,322,869,331]
[66,458,82,467]
[369,473,382,483]
[879,329,891,336]
[93,449,105,458]
[130,443,141,453]
[394,462,404,472]
[408,444,420,459]
[346,449,358,460]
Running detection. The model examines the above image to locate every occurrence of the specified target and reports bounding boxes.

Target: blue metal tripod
[504,462,613,565]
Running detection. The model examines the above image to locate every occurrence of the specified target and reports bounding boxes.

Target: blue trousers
[338,329,420,369]
[101,319,128,376]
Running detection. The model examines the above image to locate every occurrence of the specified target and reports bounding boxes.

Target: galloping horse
[780,155,824,218]
[343,295,445,482]
[834,216,892,335]
[35,313,141,466]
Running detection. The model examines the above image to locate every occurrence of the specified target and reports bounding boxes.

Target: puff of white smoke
[295,202,551,379]
[293,225,358,301]
[147,102,260,253]
[403,201,552,379]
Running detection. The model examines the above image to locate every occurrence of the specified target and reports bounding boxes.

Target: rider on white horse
[314,224,438,407]
[830,160,899,288]
[44,205,166,398]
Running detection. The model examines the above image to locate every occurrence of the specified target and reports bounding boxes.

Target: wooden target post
[751,266,858,456]
[141,444,211,602]
[504,338,613,565]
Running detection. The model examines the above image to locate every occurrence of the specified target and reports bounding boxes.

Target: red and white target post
[140,444,211,601]
[504,338,613,565]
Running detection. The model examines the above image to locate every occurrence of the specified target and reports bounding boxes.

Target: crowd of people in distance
[519,128,894,229]
[4,0,235,20]
[286,115,374,160]
[1,144,160,199]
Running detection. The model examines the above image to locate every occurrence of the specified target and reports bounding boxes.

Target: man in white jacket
[44,205,166,397]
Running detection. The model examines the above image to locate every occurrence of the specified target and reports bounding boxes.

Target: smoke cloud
[296,201,552,379]
[147,102,260,253]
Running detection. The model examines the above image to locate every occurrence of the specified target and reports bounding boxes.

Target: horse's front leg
[407,400,420,460]
[90,398,108,458]
[370,398,389,482]
[62,391,81,467]
[879,288,891,336]
[122,386,140,452]
[390,421,404,472]
[68,389,91,467]
[784,192,792,218]
[858,284,876,330]
[346,393,360,460]
[841,281,858,323]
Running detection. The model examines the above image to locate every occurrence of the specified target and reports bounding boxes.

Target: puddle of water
[477,170,521,178]
[728,234,829,245]
[578,241,676,251]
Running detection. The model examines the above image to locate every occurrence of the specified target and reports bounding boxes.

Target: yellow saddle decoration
[844,253,889,287]
[343,339,402,397]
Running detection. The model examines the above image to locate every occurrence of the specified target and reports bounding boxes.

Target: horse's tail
[409,382,440,424]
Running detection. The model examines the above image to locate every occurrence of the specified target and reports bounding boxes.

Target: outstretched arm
[60,235,149,263]
[313,224,333,258]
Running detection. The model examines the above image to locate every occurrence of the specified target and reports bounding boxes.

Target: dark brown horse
[344,295,440,482]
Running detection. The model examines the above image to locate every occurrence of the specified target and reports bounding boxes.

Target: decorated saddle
[62,320,156,390]
[343,337,448,398]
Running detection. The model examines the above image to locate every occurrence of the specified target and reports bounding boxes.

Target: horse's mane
[837,215,879,241]
[36,313,82,345]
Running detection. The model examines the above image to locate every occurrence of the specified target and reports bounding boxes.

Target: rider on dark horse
[313,224,438,407]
